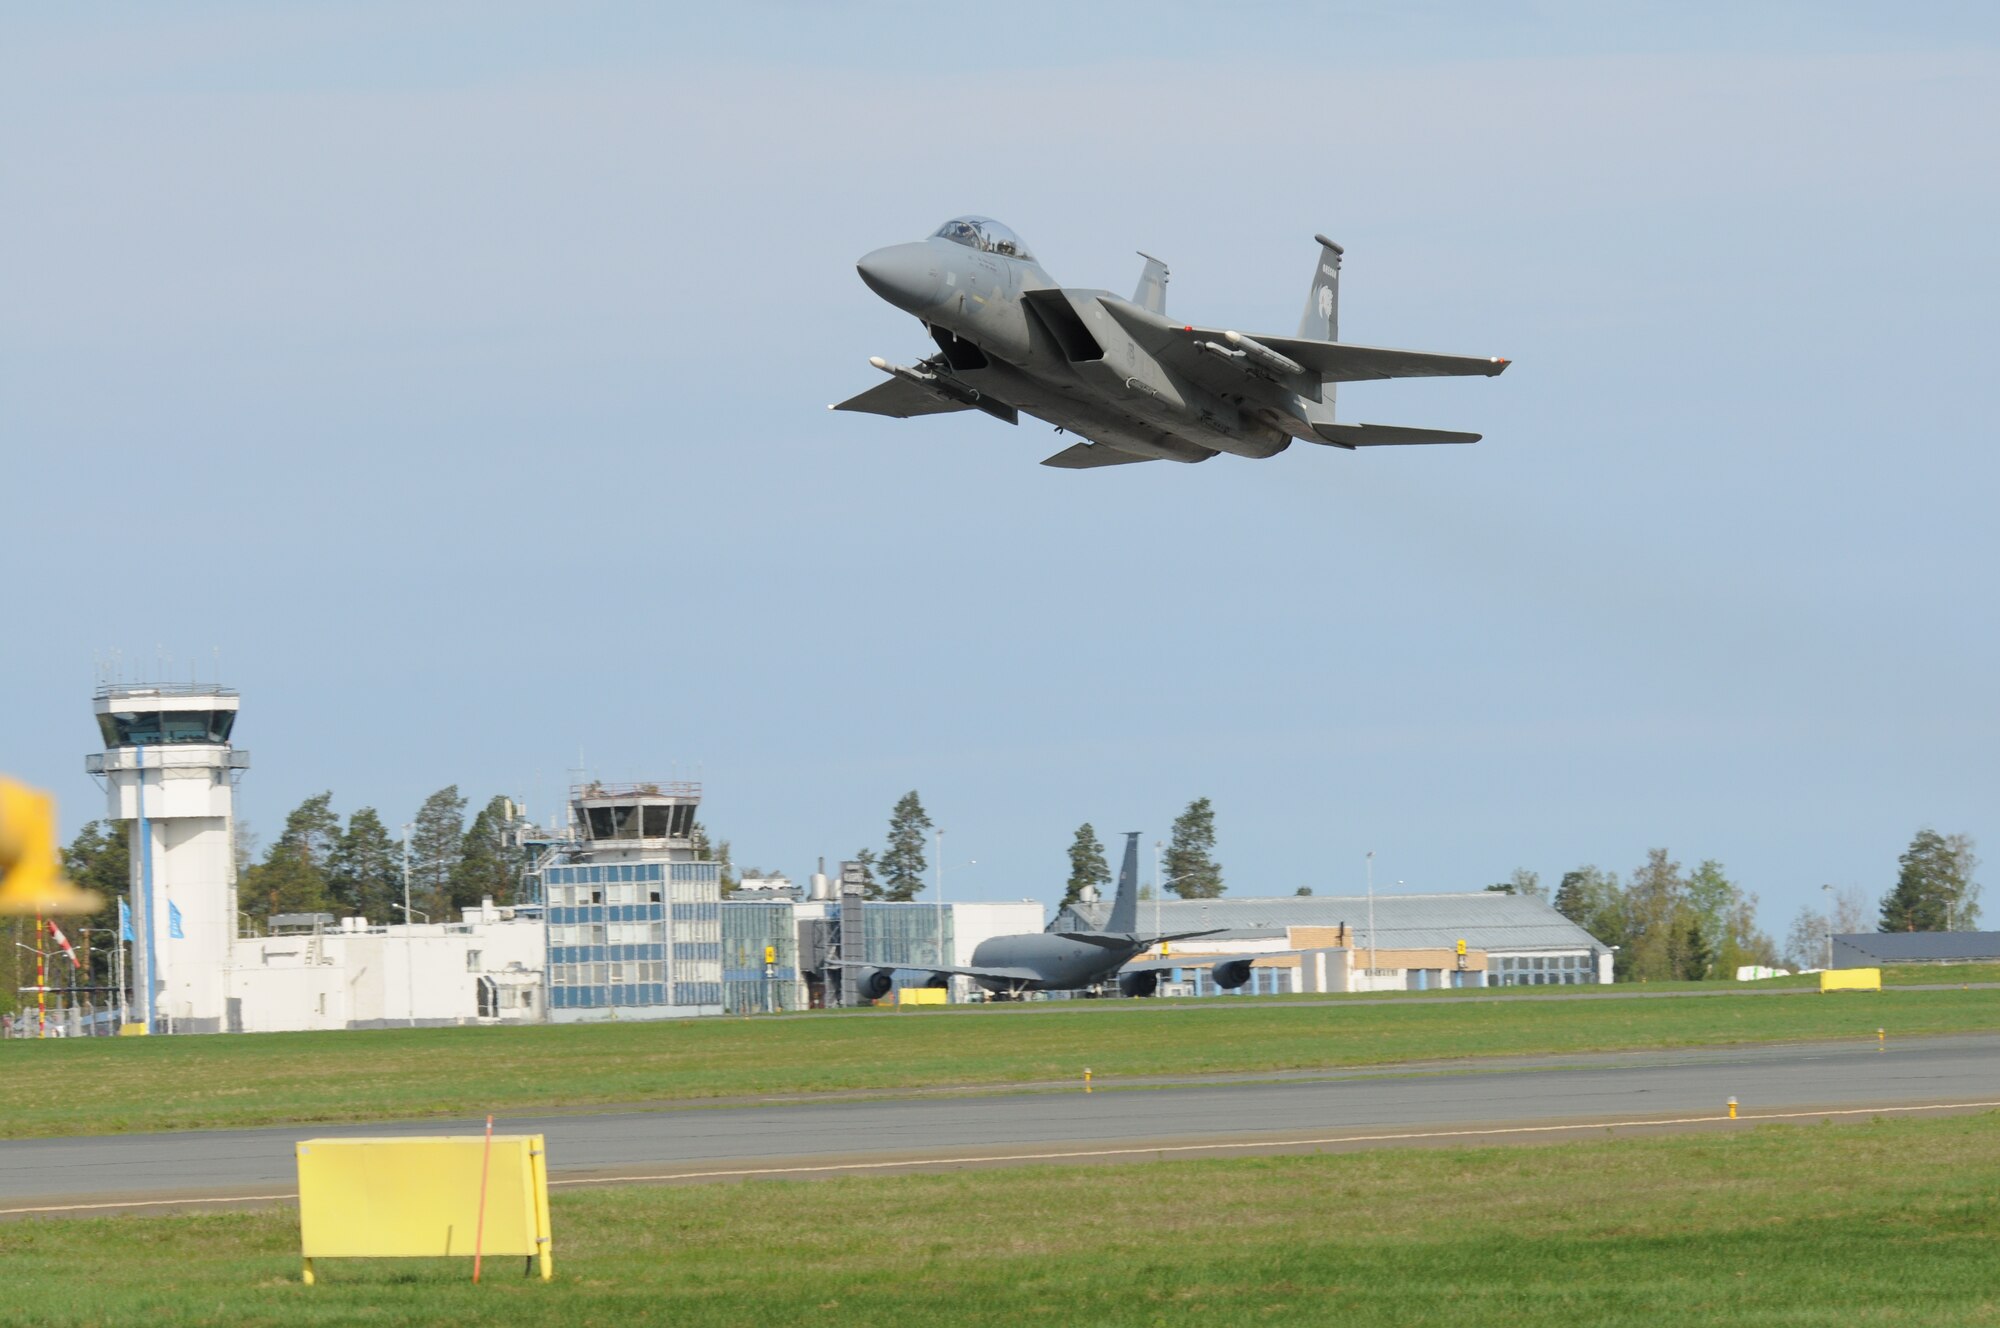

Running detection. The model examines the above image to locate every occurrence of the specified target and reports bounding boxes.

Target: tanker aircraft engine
[833,216,1510,469]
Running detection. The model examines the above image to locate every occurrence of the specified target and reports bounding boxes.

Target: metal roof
[1831,931,2000,966]
[1058,892,1607,953]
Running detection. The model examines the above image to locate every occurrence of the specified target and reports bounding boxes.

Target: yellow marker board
[896,986,947,1005]
[1820,967,1882,993]
[296,1135,552,1283]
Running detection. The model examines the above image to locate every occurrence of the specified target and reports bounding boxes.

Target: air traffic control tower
[85,685,248,1033]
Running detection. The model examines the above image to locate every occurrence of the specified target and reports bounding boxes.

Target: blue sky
[8,3,1997,936]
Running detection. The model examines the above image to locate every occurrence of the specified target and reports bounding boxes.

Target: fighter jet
[840,833,1275,1001]
[834,217,1510,469]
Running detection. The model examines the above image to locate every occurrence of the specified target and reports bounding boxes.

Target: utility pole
[1154,839,1163,940]
[401,824,416,1028]
[1366,851,1376,988]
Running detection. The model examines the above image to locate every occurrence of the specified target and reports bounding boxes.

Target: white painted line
[0,1192,298,1216]
[8,1097,1998,1217]
[546,1097,2000,1187]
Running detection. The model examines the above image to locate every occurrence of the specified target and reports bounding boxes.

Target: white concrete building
[226,903,546,1032]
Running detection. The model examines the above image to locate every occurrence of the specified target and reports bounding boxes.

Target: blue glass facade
[720,900,800,1013]
[543,861,722,1012]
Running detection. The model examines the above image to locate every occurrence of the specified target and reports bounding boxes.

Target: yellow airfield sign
[296,1134,553,1283]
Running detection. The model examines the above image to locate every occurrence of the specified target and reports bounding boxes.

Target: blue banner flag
[119,898,134,943]
[169,901,184,940]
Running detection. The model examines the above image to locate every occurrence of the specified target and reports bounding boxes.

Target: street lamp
[400,822,415,932]
[1151,841,1206,937]
[1821,883,1835,969]
[933,835,976,989]
[1365,852,1375,984]
[392,901,429,1028]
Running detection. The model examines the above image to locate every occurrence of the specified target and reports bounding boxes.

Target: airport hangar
[1054,893,1614,995]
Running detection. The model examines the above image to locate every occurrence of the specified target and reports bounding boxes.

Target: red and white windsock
[45,918,81,970]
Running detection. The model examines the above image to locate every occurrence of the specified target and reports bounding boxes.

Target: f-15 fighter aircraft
[834,217,1510,469]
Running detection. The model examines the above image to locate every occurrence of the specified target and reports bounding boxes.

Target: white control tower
[85,685,249,1033]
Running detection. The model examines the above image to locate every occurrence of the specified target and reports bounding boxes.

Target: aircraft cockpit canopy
[932,216,1034,261]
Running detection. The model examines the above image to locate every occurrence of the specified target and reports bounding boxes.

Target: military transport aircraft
[834,217,1510,469]
[840,833,1278,1000]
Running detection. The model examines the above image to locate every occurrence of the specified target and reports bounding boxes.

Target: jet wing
[1041,442,1156,469]
[830,374,973,419]
[1311,422,1482,448]
[825,958,1045,984]
[1098,298,1507,389]
[1120,948,1300,976]
[1248,336,1510,383]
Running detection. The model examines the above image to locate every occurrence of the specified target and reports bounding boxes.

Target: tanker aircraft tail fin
[1105,831,1141,934]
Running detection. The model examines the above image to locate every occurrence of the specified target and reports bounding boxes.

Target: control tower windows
[580,801,696,842]
[97,710,236,747]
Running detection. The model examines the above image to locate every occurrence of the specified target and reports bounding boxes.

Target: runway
[7,1032,1999,1217]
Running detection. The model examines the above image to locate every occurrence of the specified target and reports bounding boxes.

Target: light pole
[400,822,414,932]
[1821,883,1835,969]
[392,901,428,1027]
[933,838,975,999]
[1365,852,1375,985]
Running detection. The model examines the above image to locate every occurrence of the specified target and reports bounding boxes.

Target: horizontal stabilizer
[1041,441,1156,469]
[1312,422,1481,448]
[831,376,973,419]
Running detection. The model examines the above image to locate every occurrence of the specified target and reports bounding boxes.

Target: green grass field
[6,1110,1999,1326]
[4,972,1997,1139]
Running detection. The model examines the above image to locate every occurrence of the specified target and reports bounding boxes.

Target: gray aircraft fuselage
[963,931,1150,996]
[857,232,1267,463]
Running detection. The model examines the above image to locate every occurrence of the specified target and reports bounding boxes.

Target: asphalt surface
[8,1031,2000,1216]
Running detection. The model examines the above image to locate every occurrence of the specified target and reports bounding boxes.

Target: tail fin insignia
[1297,234,1343,342]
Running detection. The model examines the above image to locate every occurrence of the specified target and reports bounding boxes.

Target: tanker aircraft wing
[1062,928,1226,951]
[1118,949,1301,976]
[826,957,1045,985]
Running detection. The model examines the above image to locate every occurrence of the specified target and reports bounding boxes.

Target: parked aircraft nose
[857,243,943,312]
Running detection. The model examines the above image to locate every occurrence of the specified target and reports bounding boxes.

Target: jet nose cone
[857,243,943,311]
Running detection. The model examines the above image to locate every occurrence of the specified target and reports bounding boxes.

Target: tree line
[52,786,524,939]
[1536,852,1777,982]
[1781,828,1981,969]
[1056,797,1226,910]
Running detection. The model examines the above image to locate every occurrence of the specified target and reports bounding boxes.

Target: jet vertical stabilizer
[1106,831,1141,934]
[1298,234,1342,341]
[1132,253,1169,315]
